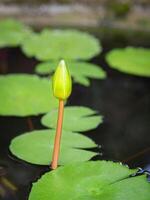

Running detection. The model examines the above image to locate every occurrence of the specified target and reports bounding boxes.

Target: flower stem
[27,117,34,131]
[51,99,64,169]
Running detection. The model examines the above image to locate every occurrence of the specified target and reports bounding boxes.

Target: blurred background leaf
[106,47,150,77]
[0,19,32,48]
[0,74,57,116]
[36,61,106,86]
[21,29,101,61]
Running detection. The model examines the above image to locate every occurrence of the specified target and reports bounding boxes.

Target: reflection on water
[0,166,17,200]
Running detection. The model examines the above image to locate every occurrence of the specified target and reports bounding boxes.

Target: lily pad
[21,29,101,61]
[41,106,103,132]
[0,19,32,48]
[36,61,106,86]
[106,47,150,77]
[9,130,97,165]
[0,74,57,116]
[29,161,150,200]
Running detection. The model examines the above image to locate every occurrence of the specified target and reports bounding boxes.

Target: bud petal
[52,60,72,100]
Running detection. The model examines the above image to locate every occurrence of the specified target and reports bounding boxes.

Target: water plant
[0,19,106,87]
[36,61,106,86]
[41,106,103,132]
[0,18,149,200]
[22,28,106,86]
[21,27,106,86]
[10,129,97,165]
[9,61,102,166]
[51,60,72,169]
[8,60,150,200]
[21,29,101,61]
[106,47,150,77]
[0,74,57,116]
[29,161,150,200]
[0,19,32,48]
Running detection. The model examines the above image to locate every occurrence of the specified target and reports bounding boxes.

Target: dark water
[0,29,150,200]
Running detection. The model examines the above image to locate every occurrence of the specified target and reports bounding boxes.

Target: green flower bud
[52,60,72,100]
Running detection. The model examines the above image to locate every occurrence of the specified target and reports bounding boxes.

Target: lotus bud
[52,60,72,100]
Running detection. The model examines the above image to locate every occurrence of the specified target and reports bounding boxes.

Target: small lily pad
[106,47,150,77]
[0,74,57,116]
[29,161,150,200]
[41,106,103,132]
[36,61,106,86]
[0,19,32,48]
[9,130,97,165]
[22,29,101,61]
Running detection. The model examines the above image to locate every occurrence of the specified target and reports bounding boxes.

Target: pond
[0,25,150,200]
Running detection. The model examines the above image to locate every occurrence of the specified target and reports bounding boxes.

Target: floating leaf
[22,29,101,61]
[41,106,103,132]
[0,74,57,116]
[36,61,106,86]
[10,130,97,165]
[106,47,150,77]
[29,161,150,200]
[0,19,32,48]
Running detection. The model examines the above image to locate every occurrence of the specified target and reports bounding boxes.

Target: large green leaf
[29,161,150,200]
[36,61,106,86]
[41,106,103,132]
[0,74,57,116]
[0,19,32,48]
[21,29,101,61]
[106,47,150,77]
[9,130,97,165]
